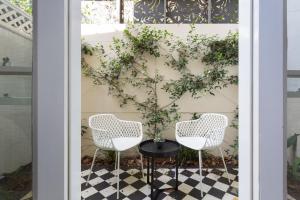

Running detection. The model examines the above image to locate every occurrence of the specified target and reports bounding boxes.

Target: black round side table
[139,139,181,200]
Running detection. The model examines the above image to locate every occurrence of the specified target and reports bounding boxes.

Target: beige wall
[81,24,238,158]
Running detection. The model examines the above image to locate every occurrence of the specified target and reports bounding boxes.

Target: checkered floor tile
[81,166,238,200]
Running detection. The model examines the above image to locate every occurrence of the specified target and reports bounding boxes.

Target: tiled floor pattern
[81,166,238,200]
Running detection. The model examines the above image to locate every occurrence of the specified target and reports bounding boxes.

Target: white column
[69,0,81,199]
[32,0,69,199]
[239,0,253,199]
[252,0,286,199]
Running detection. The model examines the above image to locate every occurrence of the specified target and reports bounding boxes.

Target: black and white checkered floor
[81,166,238,200]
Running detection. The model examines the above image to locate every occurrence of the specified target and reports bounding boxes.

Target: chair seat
[176,136,208,150]
[94,137,142,152]
[112,137,142,151]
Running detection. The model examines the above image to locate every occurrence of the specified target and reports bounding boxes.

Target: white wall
[81,24,238,158]
[0,105,32,175]
[0,26,32,67]
[0,27,32,175]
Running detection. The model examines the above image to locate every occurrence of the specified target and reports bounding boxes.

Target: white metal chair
[86,114,144,199]
[175,113,230,198]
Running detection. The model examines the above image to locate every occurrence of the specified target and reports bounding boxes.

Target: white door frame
[251,0,287,199]
[240,0,286,199]
[33,0,286,199]
[68,0,82,199]
[32,0,70,199]
[239,0,253,199]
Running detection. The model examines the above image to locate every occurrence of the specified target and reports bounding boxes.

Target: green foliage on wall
[82,25,238,139]
[201,32,238,67]
[229,107,239,159]
[288,134,300,181]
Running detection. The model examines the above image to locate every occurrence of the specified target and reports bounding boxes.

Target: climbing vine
[229,107,239,160]
[82,25,238,139]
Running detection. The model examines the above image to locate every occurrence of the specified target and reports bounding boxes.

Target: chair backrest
[89,114,122,139]
[200,113,228,131]
[176,113,228,147]
[200,113,228,147]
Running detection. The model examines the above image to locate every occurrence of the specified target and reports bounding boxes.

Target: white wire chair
[86,114,144,199]
[175,113,230,198]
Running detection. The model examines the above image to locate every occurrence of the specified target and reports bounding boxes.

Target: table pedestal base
[151,188,178,199]
[147,156,179,200]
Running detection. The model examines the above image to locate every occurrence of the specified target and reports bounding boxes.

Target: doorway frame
[32,0,286,199]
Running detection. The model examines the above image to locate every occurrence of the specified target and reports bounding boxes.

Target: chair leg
[198,150,204,198]
[117,151,120,199]
[115,152,117,170]
[114,152,118,178]
[86,148,99,186]
[140,153,145,178]
[219,147,231,184]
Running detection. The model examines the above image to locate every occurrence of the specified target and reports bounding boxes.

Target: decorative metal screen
[166,0,208,24]
[82,0,239,24]
[211,0,238,23]
[134,0,165,24]
[133,0,238,24]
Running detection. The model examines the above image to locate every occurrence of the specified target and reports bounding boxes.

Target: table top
[139,139,180,157]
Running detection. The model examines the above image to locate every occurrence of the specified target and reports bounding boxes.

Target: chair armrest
[90,127,113,143]
[205,127,226,140]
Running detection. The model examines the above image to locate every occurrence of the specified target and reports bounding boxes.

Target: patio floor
[81,166,238,200]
